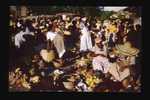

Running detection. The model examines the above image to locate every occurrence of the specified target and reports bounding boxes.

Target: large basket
[63,82,74,90]
[40,49,55,63]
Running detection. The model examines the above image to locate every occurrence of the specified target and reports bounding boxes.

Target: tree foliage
[100,11,114,21]
[29,6,103,16]
[28,6,116,22]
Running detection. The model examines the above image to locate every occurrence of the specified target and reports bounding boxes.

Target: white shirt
[92,55,110,73]
[14,27,34,48]
[62,15,66,20]
[17,22,21,28]
[46,32,66,58]
[80,26,93,51]
[46,31,57,41]
[15,31,26,48]
[81,27,89,36]
[77,80,88,92]
[80,22,85,30]
[23,27,34,36]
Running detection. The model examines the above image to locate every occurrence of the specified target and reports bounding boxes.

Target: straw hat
[115,42,139,56]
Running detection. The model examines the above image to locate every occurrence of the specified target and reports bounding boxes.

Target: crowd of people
[9,13,141,92]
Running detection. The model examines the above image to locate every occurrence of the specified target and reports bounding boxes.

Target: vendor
[90,37,107,56]
[79,17,93,52]
[91,37,109,75]
[108,42,140,90]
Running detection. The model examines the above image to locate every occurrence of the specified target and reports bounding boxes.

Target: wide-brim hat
[114,42,139,56]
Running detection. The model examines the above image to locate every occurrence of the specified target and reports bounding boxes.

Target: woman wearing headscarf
[79,17,93,52]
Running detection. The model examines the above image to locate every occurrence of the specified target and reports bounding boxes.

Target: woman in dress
[79,18,93,52]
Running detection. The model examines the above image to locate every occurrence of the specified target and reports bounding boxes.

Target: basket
[40,49,55,63]
[63,82,74,90]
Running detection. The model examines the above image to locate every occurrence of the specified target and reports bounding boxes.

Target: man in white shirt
[46,27,65,58]
[46,31,57,41]
[14,27,34,48]
[15,30,26,48]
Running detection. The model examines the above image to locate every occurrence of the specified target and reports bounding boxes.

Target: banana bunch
[85,75,103,89]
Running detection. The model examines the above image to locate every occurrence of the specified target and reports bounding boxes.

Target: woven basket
[40,49,55,63]
[63,82,74,90]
